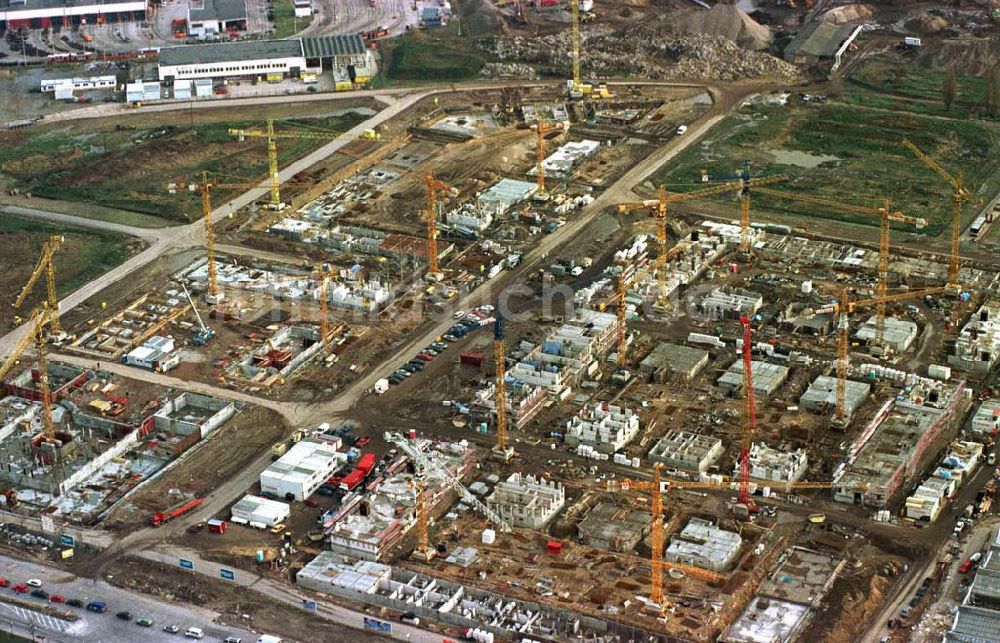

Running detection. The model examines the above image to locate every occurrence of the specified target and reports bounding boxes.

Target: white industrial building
[41,75,116,96]
[231,494,290,527]
[665,518,742,572]
[486,473,565,529]
[158,36,376,83]
[905,476,954,522]
[564,402,641,454]
[124,335,178,372]
[159,40,306,82]
[125,82,162,103]
[855,316,919,353]
[648,430,724,473]
[260,439,343,501]
[528,140,600,179]
[971,400,1000,438]
[737,443,808,485]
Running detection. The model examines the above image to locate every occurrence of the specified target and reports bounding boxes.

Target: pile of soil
[666,4,772,50]
[907,12,950,34]
[821,3,874,24]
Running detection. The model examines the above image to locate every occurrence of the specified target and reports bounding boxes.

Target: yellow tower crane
[492,307,514,462]
[700,162,788,254]
[411,480,435,562]
[228,119,378,210]
[618,177,785,302]
[313,265,334,351]
[14,235,64,334]
[169,173,309,304]
[901,138,980,290]
[0,307,56,438]
[568,0,586,98]
[753,187,926,345]
[606,470,836,608]
[816,285,947,420]
[533,122,566,197]
[424,172,450,276]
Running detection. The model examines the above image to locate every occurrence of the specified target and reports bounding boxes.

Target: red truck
[151,498,204,527]
[338,453,377,491]
[207,519,227,534]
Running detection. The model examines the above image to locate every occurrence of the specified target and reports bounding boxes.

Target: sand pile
[666,4,772,50]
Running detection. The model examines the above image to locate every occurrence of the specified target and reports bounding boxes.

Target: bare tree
[943,71,957,112]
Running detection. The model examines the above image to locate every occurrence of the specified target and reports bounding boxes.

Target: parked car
[401,363,420,373]
[25,579,42,588]
[67,598,84,608]
[224,637,243,643]
[959,559,973,574]
[355,437,371,447]
[432,342,448,351]
[442,334,458,342]
[30,589,48,600]
[900,605,911,618]
[12,584,28,594]
[0,578,8,588]
[184,626,204,639]
[270,524,286,535]
[163,624,180,633]
[86,601,108,613]
[303,498,319,508]
[415,353,433,362]
[136,617,154,627]
[116,611,132,621]
[387,375,403,385]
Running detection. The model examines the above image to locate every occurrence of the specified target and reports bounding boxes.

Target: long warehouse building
[1,0,145,29]
[157,35,376,84]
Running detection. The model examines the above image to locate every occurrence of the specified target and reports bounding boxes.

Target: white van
[185,627,205,639]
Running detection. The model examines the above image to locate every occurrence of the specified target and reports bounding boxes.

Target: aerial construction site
[2,1,1000,642]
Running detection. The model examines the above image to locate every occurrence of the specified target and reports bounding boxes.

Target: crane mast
[14,235,64,334]
[738,316,756,508]
[754,187,924,346]
[901,138,975,290]
[425,172,449,275]
[616,273,627,367]
[228,118,356,209]
[492,307,514,462]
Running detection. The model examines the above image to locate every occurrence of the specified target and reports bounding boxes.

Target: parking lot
[0,554,254,642]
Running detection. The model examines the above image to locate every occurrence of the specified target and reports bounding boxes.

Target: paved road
[0,205,164,241]
[141,547,444,643]
[0,554,253,642]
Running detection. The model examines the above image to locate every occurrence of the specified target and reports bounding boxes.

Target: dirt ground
[105,557,389,643]
[0,99,381,223]
[103,406,288,532]
[0,214,145,326]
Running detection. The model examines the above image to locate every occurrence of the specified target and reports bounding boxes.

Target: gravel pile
[485,27,801,82]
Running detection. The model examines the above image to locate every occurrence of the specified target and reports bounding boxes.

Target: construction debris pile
[485,27,800,82]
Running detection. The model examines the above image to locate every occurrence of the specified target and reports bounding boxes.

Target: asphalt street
[0,554,255,642]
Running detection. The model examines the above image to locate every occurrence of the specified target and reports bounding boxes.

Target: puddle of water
[765,148,841,169]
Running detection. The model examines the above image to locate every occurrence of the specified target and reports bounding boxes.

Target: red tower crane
[738,315,756,508]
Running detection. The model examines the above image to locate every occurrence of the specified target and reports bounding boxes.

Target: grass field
[0,215,141,323]
[653,96,1000,237]
[0,112,369,223]
[383,27,486,82]
[270,2,314,39]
